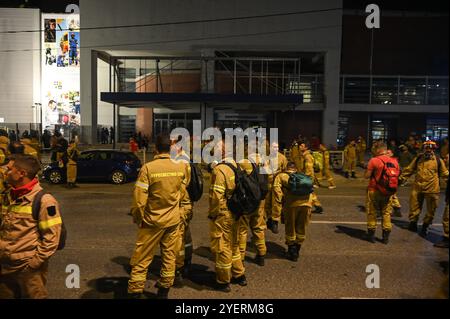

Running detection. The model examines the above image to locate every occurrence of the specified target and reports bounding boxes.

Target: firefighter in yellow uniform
[356,136,367,167]
[298,142,323,214]
[66,140,80,188]
[20,138,39,160]
[316,144,336,189]
[290,140,303,174]
[400,141,449,236]
[173,147,194,285]
[265,142,288,233]
[0,154,63,299]
[344,139,357,178]
[208,139,246,292]
[272,162,313,261]
[0,135,10,165]
[127,134,189,299]
[238,153,267,266]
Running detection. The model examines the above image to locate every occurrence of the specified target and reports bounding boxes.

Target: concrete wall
[80,0,343,143]
[0,8,40,124]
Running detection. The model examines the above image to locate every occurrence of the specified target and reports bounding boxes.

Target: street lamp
[32,103,42,143]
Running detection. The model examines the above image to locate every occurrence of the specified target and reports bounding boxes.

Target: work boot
[271,221,279,234]
[434,237,449,248]
[214,282,231,293]
[367,229,376,243]
[313,206,323,214]
[173,269,184,288]
[254,254,265,266]
[408,221,418,232]
[156,287,170,299]
[420,223,430,237]
[231,275,247,286]
[295,244,301,257]
[345,172,350,179]
[393,207,402,217]
[266,218,273,230]
[351,172,357,179]
[286,245,298,262]
[382,230,391,244]
[183,259,192,278]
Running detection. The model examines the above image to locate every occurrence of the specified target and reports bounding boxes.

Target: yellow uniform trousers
[238,200,267,259]
[311,192,321,207]
[265,184,273,220]
[128,223,180,292]
[317,168,336,187]
[409,186,440,225]
[209,210,245,284]
[345,159,357,173]
[285,206,311,245]
[366,190,392,231]
[67,163,77,183]
[176,205,193,270]
[0,261,48,299]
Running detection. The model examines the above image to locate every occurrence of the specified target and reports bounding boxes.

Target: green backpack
[288,173,314,196]
[312,151,324,173]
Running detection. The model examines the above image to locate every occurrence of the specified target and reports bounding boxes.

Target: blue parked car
[42,149,141,184]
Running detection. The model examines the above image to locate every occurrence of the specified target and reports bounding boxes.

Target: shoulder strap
[32,190,47,221]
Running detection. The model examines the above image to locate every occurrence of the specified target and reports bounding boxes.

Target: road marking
[311,220,443,226]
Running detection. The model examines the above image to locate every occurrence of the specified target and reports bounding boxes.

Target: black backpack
[252,162,269,199]
[32,190,66,250]
[178,154,204,202]
[219,162,262,217]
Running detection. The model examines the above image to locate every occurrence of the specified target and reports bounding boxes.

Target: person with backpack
[399,140,449,237]
[127,134,189,299]
[364,143,400,244]
[237,152,268,266]
[344,139,358,179]
[173,143,202,285]
[0,154,63,298]
[66,140,80,189]
[208,139,247,293]
[272,161,313,261]
[265,142,288,234]
[298,141,324,214]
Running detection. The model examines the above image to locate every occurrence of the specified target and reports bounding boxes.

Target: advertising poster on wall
[42,13,80,137]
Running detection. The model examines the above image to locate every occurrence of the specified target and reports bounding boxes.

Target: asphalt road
[41,167,449,299]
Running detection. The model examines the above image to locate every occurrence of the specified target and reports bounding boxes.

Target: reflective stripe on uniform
[150,172,184,178]
[286,235,296,241]
[212,185,225,193]
[135,181,149,190]
[3,205,33,215]
[184,243,193,248]
[215,262,232,269]
[160,270,175,278]
[39,217,62,230]
[232,254,241,261]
